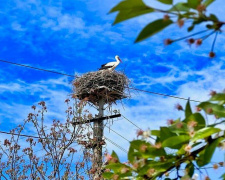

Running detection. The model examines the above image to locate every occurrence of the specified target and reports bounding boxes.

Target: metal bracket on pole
[72,114,121,126]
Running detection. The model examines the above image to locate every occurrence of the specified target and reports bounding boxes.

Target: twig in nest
[72,70,130,105]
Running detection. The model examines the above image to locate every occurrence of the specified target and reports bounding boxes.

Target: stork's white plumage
[99,55,122,71]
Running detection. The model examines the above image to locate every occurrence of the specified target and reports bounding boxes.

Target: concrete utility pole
[93,98,104,179]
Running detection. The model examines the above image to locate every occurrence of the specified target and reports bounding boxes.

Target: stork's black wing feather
[101,63,107,67]
[99,65,113,70]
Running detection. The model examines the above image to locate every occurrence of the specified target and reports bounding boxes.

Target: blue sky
[0,0,225,179]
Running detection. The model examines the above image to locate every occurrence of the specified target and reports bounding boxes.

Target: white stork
[99,55,122,71]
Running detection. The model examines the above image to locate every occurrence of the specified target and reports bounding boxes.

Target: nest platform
[73,70,129,104]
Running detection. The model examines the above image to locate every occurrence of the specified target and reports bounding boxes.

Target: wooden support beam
[72,114,121,125]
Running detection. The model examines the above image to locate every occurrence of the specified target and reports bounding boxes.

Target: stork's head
[115,55,122,62]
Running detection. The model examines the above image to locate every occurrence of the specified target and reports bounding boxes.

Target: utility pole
[72,62,128,179]
[93,98,104,180]
[72,108,121,179]
[72,110,121,179]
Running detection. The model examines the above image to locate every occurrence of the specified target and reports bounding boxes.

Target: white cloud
[0,76,72,124]
[11,22,26,31]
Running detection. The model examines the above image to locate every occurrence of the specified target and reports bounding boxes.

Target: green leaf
[128,146,135,163]
[210,93,225,101]
[177,144,187,155]
[102,172,114,178]
[182,175,193,179]
[187,0,200,9]
[110,0,147,12]
[139,160,174,173]
[143,146,166,158]
[204,137,224,165]
[109,0,155,24]
[135,19,173,42]
[185,100,192,118]
[196,138,223,167]
[198,102,225,117]
[169,3,190,12]
[193,16,208,25]
[206,24,214,29]
[209,14,219,21]
[185,162,194,177]
[183,113,206,130]
[151,130,160,137]
[196,148,205,166]
[130,140,146,150]
[192,127,221,142]
[182,12,197,17]
[157,0,173,5]
[111,151,120,161]
[168,122,188,134]
[188,24,195,32]
[120,172,133,178]
[106,163,130,173]
[203,0,215,7]
[130,140,166,158]
[160,127,176,142]
[162,135,190,149]
[220,173,225,179]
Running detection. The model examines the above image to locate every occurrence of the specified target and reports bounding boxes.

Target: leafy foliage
[109,0,223,57]
[135,19,173,43]
[109,0,154,25]
[103,92,225,179]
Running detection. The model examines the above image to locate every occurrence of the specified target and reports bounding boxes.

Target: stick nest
[73,70,129,104]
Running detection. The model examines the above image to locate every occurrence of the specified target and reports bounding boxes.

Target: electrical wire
[0,128,129,156]
[104,136,128,153]
[105,125,130,143]
[0,130,42,139]
[121,114,142,130]
[0,59,74,77]
[18,127,51,141]
[0,130,78,142]
[129,87,201,102]
[120,114,156,140]
[0,59,201,102]
[0,125,130,152]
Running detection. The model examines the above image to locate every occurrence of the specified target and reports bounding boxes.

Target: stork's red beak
[118,57,122,62]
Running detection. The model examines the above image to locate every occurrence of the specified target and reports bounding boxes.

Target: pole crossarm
[72,114,121,125]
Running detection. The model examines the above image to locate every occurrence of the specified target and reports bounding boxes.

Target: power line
[0,59,200,102]
[19,127,51,140]
[0,130,75,142]
[104,136,128,153]
[0,125,129,154]
[0,59,74,77]
[0,130,42,139]
[0,129,128,156]
[121,114,156,140]
[105,125,130,143]
[121,114,142,130]
[130,87,201,103]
